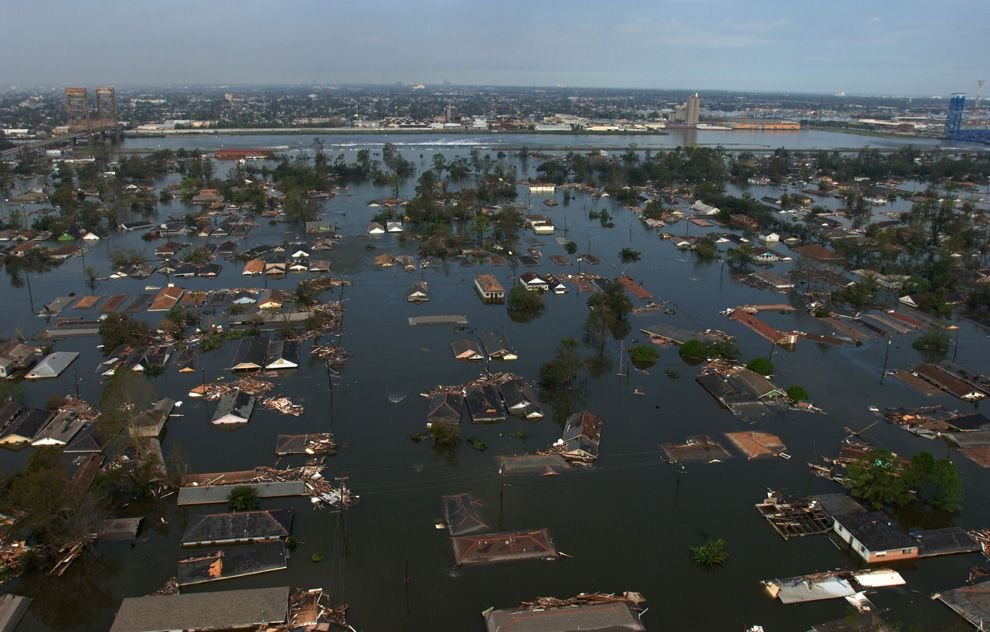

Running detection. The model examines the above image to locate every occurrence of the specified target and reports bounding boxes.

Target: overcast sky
[2,0,986,96]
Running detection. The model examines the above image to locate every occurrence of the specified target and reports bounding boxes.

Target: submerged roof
[484,602,645,632]
[109,586,289,632]
[181,509,293,545]
[25,351,79,379]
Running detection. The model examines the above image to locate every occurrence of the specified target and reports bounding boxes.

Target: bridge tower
[95,86,120,140]
[64,87,90,132]
[944,93,965,137]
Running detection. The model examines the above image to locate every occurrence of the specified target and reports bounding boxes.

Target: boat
[696,123,733,131]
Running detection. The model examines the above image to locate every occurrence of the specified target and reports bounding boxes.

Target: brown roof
[475,273,504,293]
[793,244,845,262]
[148,286,184,311]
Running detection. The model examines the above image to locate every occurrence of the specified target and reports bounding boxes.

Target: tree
[904,452,963,512]
[619,247,641,263]
[539,338,583,392]
[228,486,261,511]
[679,340,707,363]
[746,358,774,376]
[430,423,460,448]
[628,344,659,368]
[507,285,544,321]
[912,326,950,354]
[785,385,810,402]
[845,449,911,510]
[1,448,93,565]
[564,241,578,255]
[98,313,152,354]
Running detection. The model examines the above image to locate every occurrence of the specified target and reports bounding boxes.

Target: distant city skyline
[2,0,986,97]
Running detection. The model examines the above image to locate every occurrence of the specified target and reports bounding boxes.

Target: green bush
[691,537,729,568]
[430,423,460,447]
[786,385,810,402]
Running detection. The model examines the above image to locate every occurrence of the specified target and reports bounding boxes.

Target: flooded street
[3,130,988,631]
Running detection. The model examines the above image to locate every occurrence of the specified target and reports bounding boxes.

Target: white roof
[770,576,855,604]
[852,569,906,588]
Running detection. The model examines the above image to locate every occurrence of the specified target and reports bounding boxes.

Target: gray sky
[2,0,986,95]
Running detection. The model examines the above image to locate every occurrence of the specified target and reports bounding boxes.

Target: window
[874,551,886,557]
[902,548,914,554]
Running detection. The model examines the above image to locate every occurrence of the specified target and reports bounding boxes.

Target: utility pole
[880,336,892,384]
[335,475,349,534]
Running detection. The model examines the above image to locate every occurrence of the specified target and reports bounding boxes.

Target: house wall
[833,521,918,563]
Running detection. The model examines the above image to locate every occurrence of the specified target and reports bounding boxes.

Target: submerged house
[474,274,505,304]
[499,379,543,420]
[264,340,299,370]
[0,408,52,446]
[407,281,430,303]
[211,391,256,425]
[24,351,79,380]
[480,330,518,361]
[426,392,463,427]
[451,339,485,361]
[181,509,293,547]
[561,410,602,462]
[231,337,269,371]
[833,512,919,564]
[465,384,507,423]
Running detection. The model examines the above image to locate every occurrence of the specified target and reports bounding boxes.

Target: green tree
[904,452,963,512]
[628,344,659,368]
[746,358,774,376]
[228,486,261,511]
[619,247,641,263]
[564,241,578,255]
[785,385,810,402]
[679,340,707,363]
[912,326,950,354]
[98,313,152,354]
[507,285,544,321]
[845,449,911,510]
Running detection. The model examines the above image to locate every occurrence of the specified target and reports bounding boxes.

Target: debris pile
[151,577,179,596]
[311,345,349,368]
[262,396,304,416]
[518,592,646,612]
[970,529,990,559]
[235,376,275,396]
[282,588,350,630]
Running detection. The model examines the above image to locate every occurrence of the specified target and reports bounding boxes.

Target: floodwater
[2,131,989,631]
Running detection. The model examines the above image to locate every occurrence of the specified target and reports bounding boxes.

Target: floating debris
[262,397,304,416]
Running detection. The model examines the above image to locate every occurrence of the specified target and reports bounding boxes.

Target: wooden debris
[262,397,304,416]
[518,592,646,611]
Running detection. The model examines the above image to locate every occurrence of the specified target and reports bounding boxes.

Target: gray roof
[935,582,990,629]
[181,509,293,546]
[109,586,289,632]
[837,512,917,552]
[0,595,31,632]
[211,391,255,424]
[484,602,645,632]
[177,481,307,506]
[232,336,269,369]
[25,351,79,379]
